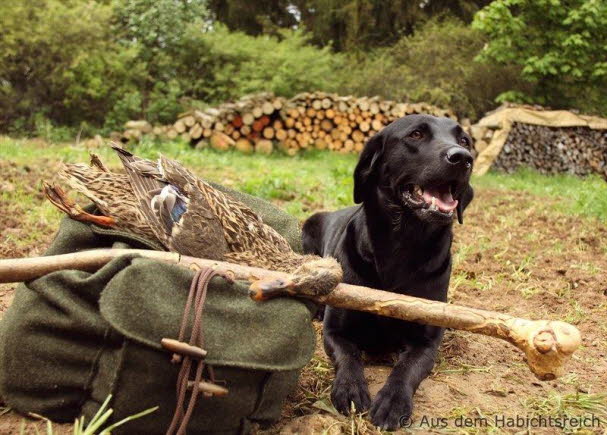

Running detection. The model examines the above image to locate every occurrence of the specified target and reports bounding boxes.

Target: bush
[339,17,529,120]
[0,0,344,136]
[0,0,140,133]
[32,114,80,143]
[180,25,344,101]
[472,0,607,116]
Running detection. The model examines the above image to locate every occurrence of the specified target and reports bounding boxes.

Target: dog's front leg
[324,322,371,414]
[325,332,371,414]
[370,327,443,430]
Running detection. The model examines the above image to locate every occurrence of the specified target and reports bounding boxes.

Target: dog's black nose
[445,147,473,168]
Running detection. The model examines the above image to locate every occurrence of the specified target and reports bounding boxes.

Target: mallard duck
[44,145,342,299]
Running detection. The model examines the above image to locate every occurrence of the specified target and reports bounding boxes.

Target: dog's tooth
[430,197,438,211]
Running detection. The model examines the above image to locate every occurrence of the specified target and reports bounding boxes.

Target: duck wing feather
[158,155,293,259]
[113,146,228,260]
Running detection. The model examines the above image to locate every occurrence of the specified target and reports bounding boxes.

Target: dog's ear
[456,184,474,224]
[354,132,384,204]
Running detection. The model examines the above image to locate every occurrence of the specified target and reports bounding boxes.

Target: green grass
[1,136,605,221]
[14,394,158,435]
[475,168,607,221]
[0,136,358,220]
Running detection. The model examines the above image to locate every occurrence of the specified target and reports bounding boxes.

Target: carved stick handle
[0,250,581,379]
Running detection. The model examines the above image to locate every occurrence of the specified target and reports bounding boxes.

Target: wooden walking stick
[0,249,581,381]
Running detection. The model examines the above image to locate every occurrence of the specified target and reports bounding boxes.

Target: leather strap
[166,267,218,435]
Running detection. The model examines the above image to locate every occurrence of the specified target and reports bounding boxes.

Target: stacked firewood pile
[118,92,455,154]
[277,92,455,154]
[472,104,607,180]
[171,92,286,154]
[121,121,164,143]
[491,123,607,179]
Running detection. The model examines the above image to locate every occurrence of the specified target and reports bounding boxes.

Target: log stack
[117,120,173,143]
[118,99,607,179]
[491,123,607,179]
[166,92,286,154]
[121,120,153,142]
[119,92,456,155]
[277,92,455,155]
[472,105,607,180]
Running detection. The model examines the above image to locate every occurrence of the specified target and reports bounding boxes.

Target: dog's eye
[409,130,423,140]
[459,137,470,147]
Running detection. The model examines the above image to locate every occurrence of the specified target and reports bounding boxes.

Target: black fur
[302,115,474,429]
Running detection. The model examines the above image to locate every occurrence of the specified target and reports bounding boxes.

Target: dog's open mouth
[401,183,458,215]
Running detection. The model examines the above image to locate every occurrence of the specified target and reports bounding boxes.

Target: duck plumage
[43,146,342,291]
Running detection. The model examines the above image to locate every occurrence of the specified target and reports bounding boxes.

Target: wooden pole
[0,249,581,380]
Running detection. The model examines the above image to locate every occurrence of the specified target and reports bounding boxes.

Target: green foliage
[32,114,80,143]
[15,394,158,435]
[72,394,158,435]
[1,0,161,136]
[0,1,342,135]
[1,0,605,134]
[340,17,527,119]
[210,0,491,51]
[0,0,122,131]
[67,45,145,129]
[473,0,607,115]
[192,26,344,99]
[104,91,144,133]
[113,0,210,57]
[208,0,299,35]
[297,0,425,51]
[109,0,211,125]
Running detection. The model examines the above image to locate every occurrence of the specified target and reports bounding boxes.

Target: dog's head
[354,114,474,225]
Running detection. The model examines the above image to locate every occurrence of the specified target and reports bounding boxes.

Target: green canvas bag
[0,186,316,434]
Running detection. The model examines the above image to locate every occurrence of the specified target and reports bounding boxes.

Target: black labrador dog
[302,115,474,429]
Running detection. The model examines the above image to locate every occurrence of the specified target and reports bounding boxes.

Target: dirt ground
[1,158,606,434]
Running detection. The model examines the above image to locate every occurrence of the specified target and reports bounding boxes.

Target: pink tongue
[422,187,458,212]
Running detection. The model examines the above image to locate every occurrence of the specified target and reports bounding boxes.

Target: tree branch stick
[0,249,581,380]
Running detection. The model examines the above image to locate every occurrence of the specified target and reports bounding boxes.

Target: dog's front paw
[331,374,371,415]
[370,383,412,430]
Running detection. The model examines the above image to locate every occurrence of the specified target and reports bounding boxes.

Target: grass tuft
[524,392,607,426]
[16,394,157,435]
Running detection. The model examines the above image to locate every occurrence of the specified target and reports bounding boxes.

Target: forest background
[1,0,605,141]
